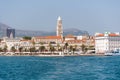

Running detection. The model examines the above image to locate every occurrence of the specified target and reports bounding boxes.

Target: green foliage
[49,45,55,52]
[3,45,7,52]
[11,46,16,52]
[19,47,23,52]
[30,47,36,52]
[64,43,69,49]
[0,48,3,52]
[23,36,31,40]
[88,45,95,50]
[81,44,86,52]
[69,45,73,52]
[58,47,62,51]
[39,46,45,52]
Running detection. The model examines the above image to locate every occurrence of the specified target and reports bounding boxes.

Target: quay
[0,52,104,56]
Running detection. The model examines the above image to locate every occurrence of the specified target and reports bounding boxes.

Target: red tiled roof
[34,36,62,39]
[96,34,104,37]
[96,33,120,37]
[109,34,120,37]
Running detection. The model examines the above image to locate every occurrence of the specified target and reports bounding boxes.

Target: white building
[95,32,120,54]
[2,37,21,51]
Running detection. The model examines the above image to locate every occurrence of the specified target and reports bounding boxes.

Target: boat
[105,49,120,56]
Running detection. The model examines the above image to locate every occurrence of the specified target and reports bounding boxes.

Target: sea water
[0,56,120,80]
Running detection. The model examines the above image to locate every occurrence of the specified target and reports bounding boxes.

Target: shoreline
[0,53,105,57]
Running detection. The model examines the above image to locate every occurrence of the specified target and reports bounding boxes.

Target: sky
[0,0,120,35]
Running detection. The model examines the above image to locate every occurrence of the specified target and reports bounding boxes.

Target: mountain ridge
[0,23,89,37]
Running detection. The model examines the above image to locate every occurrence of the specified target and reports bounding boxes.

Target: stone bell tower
[56,16,63,37]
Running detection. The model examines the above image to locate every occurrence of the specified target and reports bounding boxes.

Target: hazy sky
[0,0,120,35]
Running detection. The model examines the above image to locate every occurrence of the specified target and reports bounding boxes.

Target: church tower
[56,16,63,37]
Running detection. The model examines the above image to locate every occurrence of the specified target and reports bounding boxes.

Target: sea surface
[0,56,120,80]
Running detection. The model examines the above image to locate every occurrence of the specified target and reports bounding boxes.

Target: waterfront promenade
[0,52,104,56]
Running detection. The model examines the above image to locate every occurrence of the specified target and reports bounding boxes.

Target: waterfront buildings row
[0,35,94,52]
[0,16,94,53]
[0,16,120,54]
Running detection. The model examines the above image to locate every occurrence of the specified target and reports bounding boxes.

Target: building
[2,37,21,51]
[95,32,120,54]
[56,16,63,37]
[6,28,15,38]
[32,36,62,44]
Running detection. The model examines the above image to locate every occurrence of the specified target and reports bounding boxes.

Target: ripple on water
[0,56,120,80]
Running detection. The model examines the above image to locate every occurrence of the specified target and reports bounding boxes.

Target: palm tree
[64,42,68,50]
[58,45,63,52]
[19,47,23,52]
[3,45,7,53]
[64,42,69,53]
[39,45,45,52]
[74,45,77,50]
[88,45,95,50]
[69,45,76,54]
[69,45,73,52]
[84,47,88,53]
[57,43,60,52]
[49,44,55,54]
[30,47,36,52]
[11,46,16,52]
[0,48,3,52]
[80,44,86,53]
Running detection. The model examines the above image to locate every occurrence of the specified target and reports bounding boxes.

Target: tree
[88,45,95,50]
[19,47,23,52]
[39,46,45,52]
[50,46,55,53]
[80,44,86,53]
[23,36,31,40]
[69,45,73,52]
[49,44,55,53]
[69,45,76,54]
[30,47,36,52]
[64,43,68,50]
[0,48,3,52]
[57,43,60,51]
[39,42,44,45]
[11,46,16,52]
[58,46,63,52]
[85,47,88,53]
[74,45,77,50]
[3,45,7,53]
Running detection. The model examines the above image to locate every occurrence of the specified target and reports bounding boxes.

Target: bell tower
[56,16,63,37]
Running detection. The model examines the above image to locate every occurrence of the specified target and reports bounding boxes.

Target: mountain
[0,23,89,37]
[0,23,10,37]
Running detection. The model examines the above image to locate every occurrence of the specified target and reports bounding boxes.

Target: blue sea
[0,56,120,80]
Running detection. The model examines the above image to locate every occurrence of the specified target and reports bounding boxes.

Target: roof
[34,36,62,39]
[95,34,104,37]
[109,33,120,37]
[96,33,120,37]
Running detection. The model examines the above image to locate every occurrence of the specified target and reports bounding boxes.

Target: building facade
[95,32,120,54]
[6,28,15,38]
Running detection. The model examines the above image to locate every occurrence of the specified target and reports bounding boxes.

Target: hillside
[0,23,89,37]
